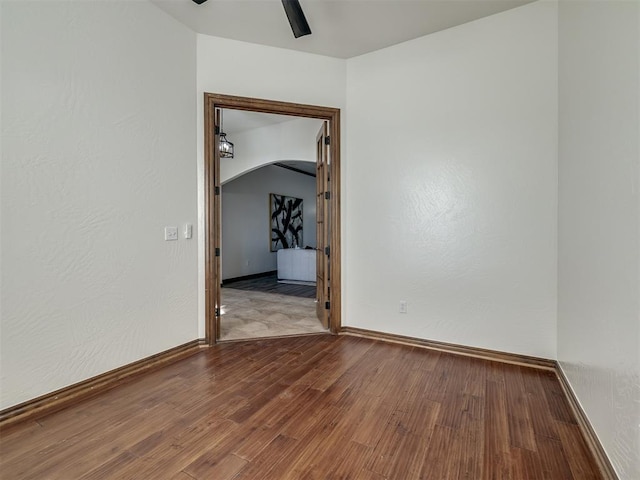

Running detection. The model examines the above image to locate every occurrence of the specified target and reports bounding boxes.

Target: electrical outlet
[164,226,178,241]
[399,301,408,313]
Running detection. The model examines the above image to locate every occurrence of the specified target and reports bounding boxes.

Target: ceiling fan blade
[281,0,312,38]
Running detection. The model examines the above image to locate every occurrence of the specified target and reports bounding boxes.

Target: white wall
[345,1,558,358]
[558,1,640,478]
[0,1,197,408]
[197,35,346,336]
[221,117,322,184]
[222,165,316,280]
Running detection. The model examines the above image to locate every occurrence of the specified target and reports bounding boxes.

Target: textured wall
[344,1,558,358]
[222,165,316,280]
[558,1,640,478]
[1,1,198,408]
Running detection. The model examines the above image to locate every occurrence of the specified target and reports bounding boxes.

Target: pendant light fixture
[218,109,234,159]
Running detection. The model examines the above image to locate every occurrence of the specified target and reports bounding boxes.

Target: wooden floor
[0,335,601,479]
[223,272,316,299]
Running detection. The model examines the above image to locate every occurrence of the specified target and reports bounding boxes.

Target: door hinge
[324,136,330,146]
[215,186,220,195]
[215,307,220,317]
[325,301,330,310]
[215,247,221,257]
[324,191,330,200]
[325,246,330,256]
[214,125,220,135]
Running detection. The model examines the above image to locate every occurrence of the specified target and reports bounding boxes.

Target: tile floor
[219,287,327,341]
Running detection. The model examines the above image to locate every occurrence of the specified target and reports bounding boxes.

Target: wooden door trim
[204,93,342,344]
[315,122,329,329]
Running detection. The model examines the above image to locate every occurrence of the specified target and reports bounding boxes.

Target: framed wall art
[270,193,303,251]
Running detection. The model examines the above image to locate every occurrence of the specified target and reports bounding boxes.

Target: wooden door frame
[204,93,342,345]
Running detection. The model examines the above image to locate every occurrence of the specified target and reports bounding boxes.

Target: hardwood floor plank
[354,468,388,480]
[233,434,300,479]
[228,381,291,423]
[80,417,238,480]
[503,365,537,451]
[422,354,458,404]
[418,424,458,479]
[454,394,485,479]
[284,405,359,479]
[388,405,441,479]
[308,337,375,392]
[324,440,372,479]
[483,380,512,479]
[168,472,196,480]
[510,446,546,479]
[407,346,442,374]
[11,403,181,479]
[232,385,317,460]
[184,452,248,479]
[462,355,488,397]
[521,369,560,440]
[350,396,396,448]
[555,421,601,479]
[535,434,576,479]
[366,409,412,477]
[539,369,578,424]
[122,418,239,479]
[0,336,604,480]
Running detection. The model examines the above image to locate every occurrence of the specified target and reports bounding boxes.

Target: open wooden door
[213,108,223,341]
[316,122,330,329]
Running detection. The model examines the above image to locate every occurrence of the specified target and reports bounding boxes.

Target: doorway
[204,93,341,345]
[219,158,322,340]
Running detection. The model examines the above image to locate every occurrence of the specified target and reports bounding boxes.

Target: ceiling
[152,0,535,59]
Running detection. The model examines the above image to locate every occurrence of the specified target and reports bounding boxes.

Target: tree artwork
[270,194,303,251]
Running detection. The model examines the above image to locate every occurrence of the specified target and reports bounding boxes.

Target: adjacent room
[217,110,326,340]
[1,0,638,479]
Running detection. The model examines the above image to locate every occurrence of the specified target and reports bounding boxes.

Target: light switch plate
[165,226,178,241]
[399,300,408,313]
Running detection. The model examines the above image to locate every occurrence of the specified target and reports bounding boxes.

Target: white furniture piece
[277,248,316,284]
